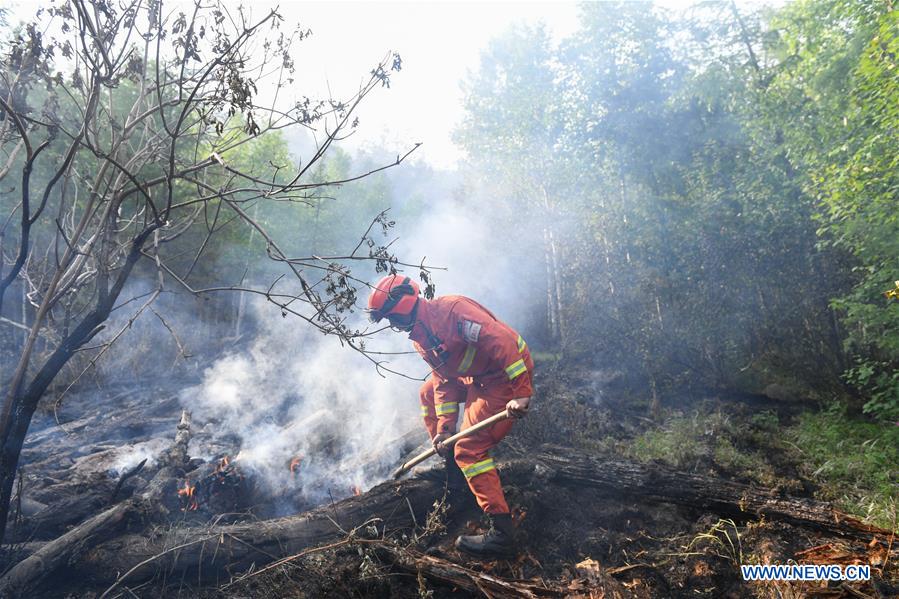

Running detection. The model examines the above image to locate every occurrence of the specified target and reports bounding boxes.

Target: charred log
[374,542,577,598]
[8,393,183,542]
[76,477,442,591]
[9,485,121,542]
[0,411,194,597]
[0,465,184,597]
[528,447,895,541]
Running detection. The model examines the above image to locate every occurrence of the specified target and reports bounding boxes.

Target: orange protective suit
[411,296,534,515]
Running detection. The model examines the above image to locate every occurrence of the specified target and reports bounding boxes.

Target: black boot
[455,512,517,559]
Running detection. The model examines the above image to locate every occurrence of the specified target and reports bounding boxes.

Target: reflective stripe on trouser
[453,386,515,515]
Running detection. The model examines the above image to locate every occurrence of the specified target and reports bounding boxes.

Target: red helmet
[366,274,420,323]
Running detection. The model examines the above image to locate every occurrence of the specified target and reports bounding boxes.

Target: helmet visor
[386,311,415,332]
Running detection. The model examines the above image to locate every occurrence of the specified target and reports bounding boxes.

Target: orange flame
[289,455,302,476]
[351,485,362,496]
[214,455,230,474]
[177,480,198,511]
[511,506,527,526]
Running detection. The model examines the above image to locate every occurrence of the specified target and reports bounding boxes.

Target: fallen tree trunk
[529,447,895,541]
[8,446,896,594]
[79,477,442,588]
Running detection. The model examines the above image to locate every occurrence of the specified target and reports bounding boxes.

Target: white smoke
[181,299,423,506]
[102,438,170,477]
[395,194,531,332]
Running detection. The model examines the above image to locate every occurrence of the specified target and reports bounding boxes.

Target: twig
[839,583,875,599]
[150,307,190,362]
[220,538,373,589]
[606,562,655,575]
[98,536,214,599]
[405,497,419,530]
[109,458,147,504]
[53,289,161,425]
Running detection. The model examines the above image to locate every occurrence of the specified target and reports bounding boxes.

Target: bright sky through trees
[273,1,581,168]
[4,0,779,168]
[7,0,581,168]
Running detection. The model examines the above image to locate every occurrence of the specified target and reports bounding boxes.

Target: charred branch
[375,543,580,598]
[75,478,442,589]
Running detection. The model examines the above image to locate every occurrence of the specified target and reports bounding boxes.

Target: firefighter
[366,274,533,558]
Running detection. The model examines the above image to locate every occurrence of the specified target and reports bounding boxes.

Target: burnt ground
[193,365,898,599]
[5,363,899,598]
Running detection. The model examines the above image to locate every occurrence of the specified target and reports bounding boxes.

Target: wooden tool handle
[391,409,511,479]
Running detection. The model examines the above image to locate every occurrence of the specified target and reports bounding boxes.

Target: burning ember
[173,455,243,511]
[177,480,198,511]
[213,455,231,482]
[289,455,302,477]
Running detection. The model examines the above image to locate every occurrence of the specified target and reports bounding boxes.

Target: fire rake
[391,409,512,479]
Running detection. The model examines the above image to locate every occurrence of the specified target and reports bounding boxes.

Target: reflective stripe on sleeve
[458,345,477,373]
[504,358,527,380]
[462,458,496,479]
[420,405,430,417]
[435,402,458,416]
[517,335,527,353]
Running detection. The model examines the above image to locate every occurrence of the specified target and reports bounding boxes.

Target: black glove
[432,432,454,458]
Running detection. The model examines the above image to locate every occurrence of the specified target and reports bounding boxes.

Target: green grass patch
[627,415,708,469]
[788,403,899,529]
[625,408,785,488]
[530,351,562,366]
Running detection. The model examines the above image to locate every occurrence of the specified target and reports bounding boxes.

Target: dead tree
[0,0,422,545]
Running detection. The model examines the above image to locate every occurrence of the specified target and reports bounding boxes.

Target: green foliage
[844,360,899,420]
[757,0,899,419]
[455,0,898,408]
[628,418,706,470]
[749,410,780,432]
[789,403,899,528]
[625,408,781,488]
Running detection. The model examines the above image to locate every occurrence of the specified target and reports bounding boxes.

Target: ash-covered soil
[5,365,898,598]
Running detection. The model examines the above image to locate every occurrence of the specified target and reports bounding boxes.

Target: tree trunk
[542,226,559,343]
[0,232,153,544]
[540,187,565,350]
